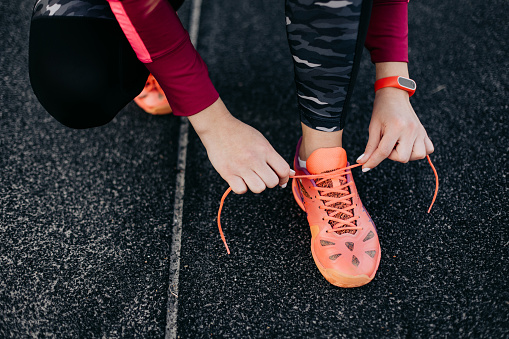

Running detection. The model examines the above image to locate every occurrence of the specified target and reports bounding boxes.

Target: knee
[28,18,148,129]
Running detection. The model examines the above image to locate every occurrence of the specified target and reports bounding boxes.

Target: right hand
[188,98,291,194]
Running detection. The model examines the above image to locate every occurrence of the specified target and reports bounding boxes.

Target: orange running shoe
[291,139,381,288]
[134,74,172,115]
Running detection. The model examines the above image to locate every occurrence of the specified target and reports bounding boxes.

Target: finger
[358,122,381,164]
[362,131,399,171]
[254,164,280,189]
[408,138,427,161]
[424,135,434,155]
[242,171,267,194]
[266,151,291,186]
[388,134,415,163]
[227,175,248,195]
[285,169,296,189]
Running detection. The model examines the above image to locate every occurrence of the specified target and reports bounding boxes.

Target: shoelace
[305,162,364,233]
[217,155,439,254]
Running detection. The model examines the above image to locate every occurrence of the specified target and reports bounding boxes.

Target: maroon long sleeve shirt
[107,0,409,116]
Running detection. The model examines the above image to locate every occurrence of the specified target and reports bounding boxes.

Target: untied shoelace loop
[217,154,439,255]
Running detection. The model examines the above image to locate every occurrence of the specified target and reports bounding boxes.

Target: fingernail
[280,183,287,188]
[362,167,371,173]
[357,154,365,162]
[290,169,296,176]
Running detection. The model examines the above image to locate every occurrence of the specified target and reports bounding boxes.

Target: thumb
[357,126,381,164]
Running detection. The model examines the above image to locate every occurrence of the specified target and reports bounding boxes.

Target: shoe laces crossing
[297,163,364,234]
[217,155,439,254]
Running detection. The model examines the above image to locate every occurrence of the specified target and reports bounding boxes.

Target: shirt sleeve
[365,0,409,63]
[107,0,219,116]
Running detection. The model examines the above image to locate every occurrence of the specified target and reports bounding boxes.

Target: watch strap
[374,76,416,97]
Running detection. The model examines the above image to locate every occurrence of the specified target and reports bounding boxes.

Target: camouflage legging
[286,0,373,132]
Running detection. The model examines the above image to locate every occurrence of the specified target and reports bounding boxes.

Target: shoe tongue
[306,147,348,174]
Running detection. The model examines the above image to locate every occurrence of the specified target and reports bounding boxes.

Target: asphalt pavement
[1,0,508,338]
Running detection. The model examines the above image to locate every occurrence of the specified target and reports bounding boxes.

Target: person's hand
[188,98,291,194]
[357,87,434,171]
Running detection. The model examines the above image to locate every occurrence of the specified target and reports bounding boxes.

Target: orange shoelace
[305,163,364,233]
[217,155,439,254]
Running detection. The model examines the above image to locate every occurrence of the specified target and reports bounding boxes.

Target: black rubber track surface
[1,0,507,338]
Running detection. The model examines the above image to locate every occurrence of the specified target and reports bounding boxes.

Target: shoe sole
[134,98,172,115]
[143,106,172,115]
[292,178,380,288]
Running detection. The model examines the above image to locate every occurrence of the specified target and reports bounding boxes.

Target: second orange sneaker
[134,74,172,115]
[292,139,381,288]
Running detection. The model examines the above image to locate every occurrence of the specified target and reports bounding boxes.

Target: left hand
[357,87,434,171]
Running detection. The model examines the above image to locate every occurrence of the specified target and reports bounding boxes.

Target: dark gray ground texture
[1,0,507,338]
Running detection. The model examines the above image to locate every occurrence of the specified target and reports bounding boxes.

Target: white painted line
[189,0,203,49]
[165,1,203,338]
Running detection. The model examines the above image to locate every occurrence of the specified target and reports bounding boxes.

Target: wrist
[375,76,416,97]
[375,86,410,100]
[375,62,409,80]
[188,98,234,136]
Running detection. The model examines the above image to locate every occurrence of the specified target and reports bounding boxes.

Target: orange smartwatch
[374,76,416,97]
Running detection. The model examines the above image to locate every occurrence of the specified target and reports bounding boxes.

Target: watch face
[398,77,416,90]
